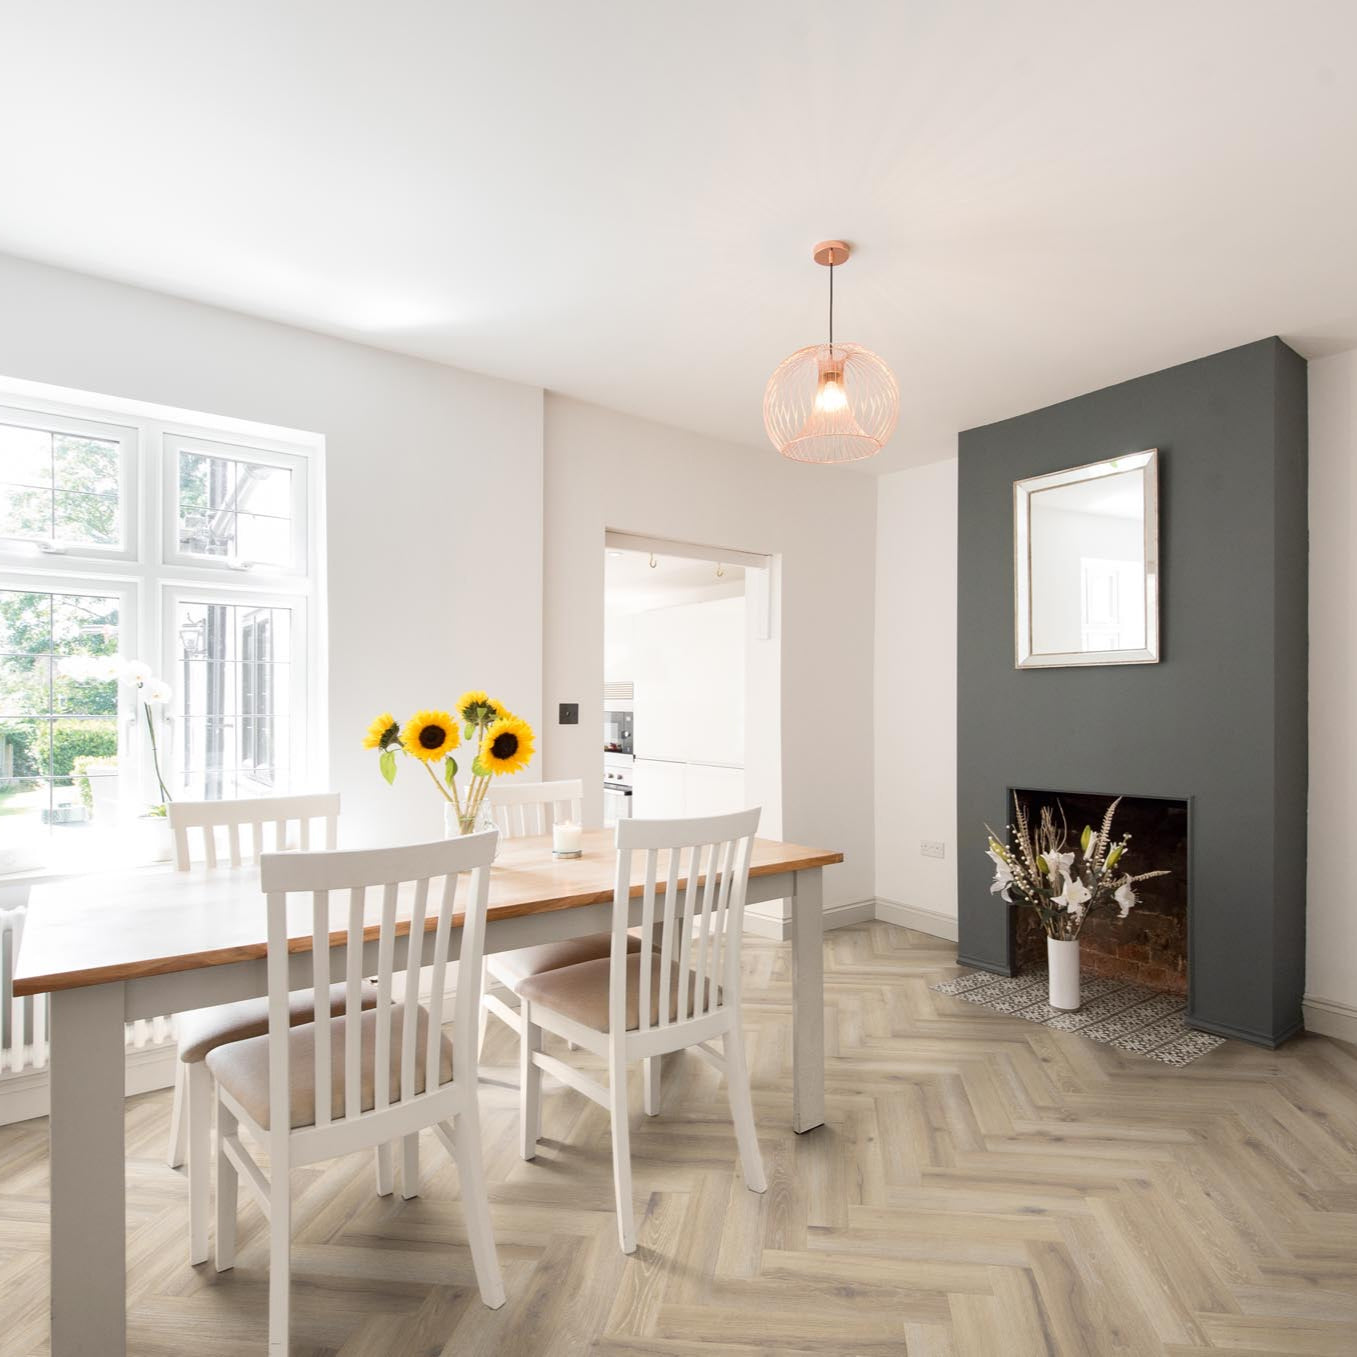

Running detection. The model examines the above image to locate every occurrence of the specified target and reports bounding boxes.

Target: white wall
[873,458,959,931]
[0,253,543,847]
[542,394,877,912]
[1306,350,1357,1040]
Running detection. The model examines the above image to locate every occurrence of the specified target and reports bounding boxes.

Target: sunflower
[479,714,535,775]
[400,710,461,762]
[362,711,400,750]
[455,689,502,725]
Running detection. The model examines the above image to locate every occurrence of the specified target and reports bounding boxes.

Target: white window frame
[0,379,325,875]
[161,430,310,576]
[0,403,138,561]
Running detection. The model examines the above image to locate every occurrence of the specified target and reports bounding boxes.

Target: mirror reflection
[1015,451,1158,667]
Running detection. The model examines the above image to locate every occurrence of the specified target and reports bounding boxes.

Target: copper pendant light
[763,240,899,464]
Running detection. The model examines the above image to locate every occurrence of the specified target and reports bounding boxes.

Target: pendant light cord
[828,262,835,353]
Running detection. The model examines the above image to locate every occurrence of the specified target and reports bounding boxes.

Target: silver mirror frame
[1014,448,1160,669]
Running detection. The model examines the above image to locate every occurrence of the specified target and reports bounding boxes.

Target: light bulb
[815,374,848,414]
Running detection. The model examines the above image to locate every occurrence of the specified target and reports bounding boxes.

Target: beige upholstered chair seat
[486,932,640,991]
[177,981,379,1063]
[206,1003,452,1130]
[517,952,718,1033]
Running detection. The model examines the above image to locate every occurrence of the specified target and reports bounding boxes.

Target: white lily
[120,659,153,685]
[1114,882,1137,918]
[1053,875,1091,918]
[1044,849,1075,887]
[143,678,173,705]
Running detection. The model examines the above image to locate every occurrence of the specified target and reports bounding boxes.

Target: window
[0,584,124,838]
[0,405,135,557]
[166,434,306,572]
[0,385,322,875]
[172,595,298,799]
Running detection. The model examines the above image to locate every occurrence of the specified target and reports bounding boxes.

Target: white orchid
[1114,882,1137,918]
[120,659,153,685]
[143,678,173,705]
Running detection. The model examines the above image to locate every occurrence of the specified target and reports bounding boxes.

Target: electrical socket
[921,840,946,860]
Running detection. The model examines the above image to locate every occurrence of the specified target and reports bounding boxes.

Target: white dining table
[13,828,841,1357]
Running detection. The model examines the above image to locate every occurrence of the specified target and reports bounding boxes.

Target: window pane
[176,448,292,566]
[51,592,120,655]
[52,435,119,499]
[0,592,52,654]
[0,588,122,867]
[0,655,51,718]
[54,490,118,545]
[0,718,52,777]
[173,600,292,799]
[0,484,51,540]
[0,422,52,485]
[0,423,122,548]
[236,462,290,517]
[235,512,290,565]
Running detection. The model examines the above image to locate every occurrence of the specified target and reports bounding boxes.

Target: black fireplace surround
[956,338,1308,1047]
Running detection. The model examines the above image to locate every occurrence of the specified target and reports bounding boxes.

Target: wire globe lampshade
[763,341,900,464]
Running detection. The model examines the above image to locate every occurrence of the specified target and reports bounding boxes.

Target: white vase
[137,815,174,865]
[1047,936,1081,1010]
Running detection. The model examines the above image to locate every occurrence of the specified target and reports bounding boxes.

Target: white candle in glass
[553,821,583,854]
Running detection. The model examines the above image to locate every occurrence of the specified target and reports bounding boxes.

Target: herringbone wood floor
[2,921,1356,1356]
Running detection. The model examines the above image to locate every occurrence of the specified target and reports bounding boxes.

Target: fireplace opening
[1008,788,1190,994]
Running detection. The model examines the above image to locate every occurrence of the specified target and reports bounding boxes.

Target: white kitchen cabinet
[632,759,745,819]
[633,596,745,764]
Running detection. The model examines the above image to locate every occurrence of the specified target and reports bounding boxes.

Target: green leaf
[464,722,475,741]
[472,756,490,778]
[379,749,397,785]
[445,755,458,785]
[1080,825,1092,855]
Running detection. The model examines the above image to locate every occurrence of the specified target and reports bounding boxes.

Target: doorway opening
[601,533,782,909]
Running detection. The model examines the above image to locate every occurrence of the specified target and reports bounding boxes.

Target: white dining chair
[207,830,505,1352]
[513,808,767,1254]
[480,779,650,1110]
[165,792,383,1267]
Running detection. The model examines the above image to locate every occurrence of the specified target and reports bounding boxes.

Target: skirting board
[743,898,876,942]
[0,1040,176,1128]
[1304,994,1357,1045]
[873,897,959,943]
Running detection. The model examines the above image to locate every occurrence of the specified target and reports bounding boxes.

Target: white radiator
[0,902,178,1125]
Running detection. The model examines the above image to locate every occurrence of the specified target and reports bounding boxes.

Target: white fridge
[631,594,746,818]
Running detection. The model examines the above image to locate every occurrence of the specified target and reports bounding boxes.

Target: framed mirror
[1014,449,1159,668]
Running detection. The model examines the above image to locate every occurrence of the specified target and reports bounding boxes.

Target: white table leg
[50,982,126,1356]
[790,868,825,1134]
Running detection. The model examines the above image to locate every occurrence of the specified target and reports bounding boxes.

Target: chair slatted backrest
[614,808,761,1036]
[168,793,340,871]
[258,830,497,1135]
[487,778,584,840]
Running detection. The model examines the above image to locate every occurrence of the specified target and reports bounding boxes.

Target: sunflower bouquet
[364,691,535,835]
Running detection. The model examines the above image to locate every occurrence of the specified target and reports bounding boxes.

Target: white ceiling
[2,2,1355,473]
[605,550,744,616]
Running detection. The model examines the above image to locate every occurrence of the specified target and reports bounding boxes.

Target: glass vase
[443,800,499,857]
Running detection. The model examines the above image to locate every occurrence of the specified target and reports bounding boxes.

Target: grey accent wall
[956,338,1308,1047]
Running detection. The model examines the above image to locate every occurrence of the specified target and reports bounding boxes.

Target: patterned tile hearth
[932,966,1227,1066]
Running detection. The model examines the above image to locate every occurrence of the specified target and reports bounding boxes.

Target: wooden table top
[13,829,842,996]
